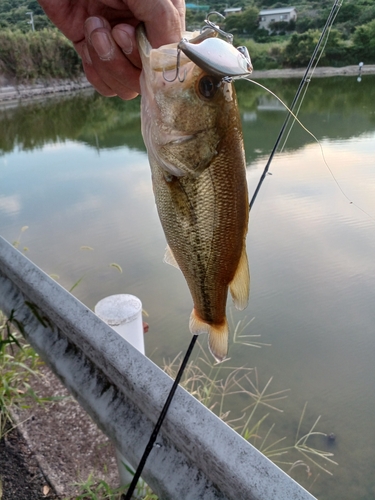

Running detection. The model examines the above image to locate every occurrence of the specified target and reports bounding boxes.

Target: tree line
[0,0,374,82]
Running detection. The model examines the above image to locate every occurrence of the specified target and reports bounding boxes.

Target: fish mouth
[137,24,191,74]
[137,24,151,58]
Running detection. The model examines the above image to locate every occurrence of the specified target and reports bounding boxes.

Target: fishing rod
[122,334,198,500]
[123,3,342,498]
[249,0,343,211]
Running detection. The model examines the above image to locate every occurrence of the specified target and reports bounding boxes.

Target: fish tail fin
[208,322,229,364]
[189,309,228,363]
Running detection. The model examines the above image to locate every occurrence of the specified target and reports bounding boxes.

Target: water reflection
[1,75,375,158]
[0,91,144,154]
[1,76,375,500]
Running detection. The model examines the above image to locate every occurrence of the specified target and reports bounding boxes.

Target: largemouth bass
[137,26,250,362]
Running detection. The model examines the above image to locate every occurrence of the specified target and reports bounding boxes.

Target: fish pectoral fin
[229,245,250,311]
[189,309,228,363]
[163,245,180,269]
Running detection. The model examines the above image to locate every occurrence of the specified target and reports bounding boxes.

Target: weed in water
[12,225,29,252]
[163,316,337,488]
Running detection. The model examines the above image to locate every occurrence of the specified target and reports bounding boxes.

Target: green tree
[352,19,375,63]
[283,28,348,68]
[224,6,259,35]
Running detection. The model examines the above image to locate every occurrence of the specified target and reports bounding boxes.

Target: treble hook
[162,48,187,83]
[202,11,233,44]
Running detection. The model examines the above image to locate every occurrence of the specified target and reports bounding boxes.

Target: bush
[253,27,270,43]
[240,38,287,70]
[0,28,82,82]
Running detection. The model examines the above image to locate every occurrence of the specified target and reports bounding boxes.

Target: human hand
[37,0,185,100]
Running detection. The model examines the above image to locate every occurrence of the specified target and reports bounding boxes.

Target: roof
[259,7,296,16]
[186,3,210,10]
[224,7,242,13]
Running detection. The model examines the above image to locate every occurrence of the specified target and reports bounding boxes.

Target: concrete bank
[0,76,93,104]
[250,64,375,79]
[0,65,374,106]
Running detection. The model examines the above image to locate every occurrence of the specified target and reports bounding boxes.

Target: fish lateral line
[244,77,375,223]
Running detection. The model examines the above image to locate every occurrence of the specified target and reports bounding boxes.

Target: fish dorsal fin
[229,245,250,311]
[163,245,180,269]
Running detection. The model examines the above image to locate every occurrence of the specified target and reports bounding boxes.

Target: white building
[259,7,297,31]
[223,7,242,16]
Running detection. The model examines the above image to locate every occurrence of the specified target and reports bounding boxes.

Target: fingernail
[90,31,114,61]
[85,17,105,39]
[82,42,92,65]
[114,28,133,55]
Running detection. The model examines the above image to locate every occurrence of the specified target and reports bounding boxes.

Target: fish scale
[138,25,250,362]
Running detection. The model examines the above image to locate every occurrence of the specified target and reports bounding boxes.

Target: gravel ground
[0,424,59,500]
[0,364,120,500]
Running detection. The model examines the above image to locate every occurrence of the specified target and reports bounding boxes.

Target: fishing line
[124,4,352,497]
[279,2,342,152]
[122,334,198,500]
[249,0,343,211]
[244,78,363,212]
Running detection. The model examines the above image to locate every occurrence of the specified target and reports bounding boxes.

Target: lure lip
[178,37,253,78]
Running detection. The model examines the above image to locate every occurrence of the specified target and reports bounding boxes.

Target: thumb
[127,0,185,48]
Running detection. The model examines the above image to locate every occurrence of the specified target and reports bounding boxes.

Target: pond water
[1,75,375,500]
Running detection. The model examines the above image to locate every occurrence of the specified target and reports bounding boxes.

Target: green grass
[0,309,43,439]
[239,38,289,70]
[71,470,157,500]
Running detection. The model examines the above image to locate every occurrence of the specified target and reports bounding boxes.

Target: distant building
[259,7,297,31]
[185,3,210,12]
[224,7,242,17]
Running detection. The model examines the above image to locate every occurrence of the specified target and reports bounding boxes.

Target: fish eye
[198,76,219,99]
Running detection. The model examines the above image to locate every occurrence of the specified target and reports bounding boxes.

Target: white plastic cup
[95,294,145,354]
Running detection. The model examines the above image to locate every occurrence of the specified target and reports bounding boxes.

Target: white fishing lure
[178,37,253,78]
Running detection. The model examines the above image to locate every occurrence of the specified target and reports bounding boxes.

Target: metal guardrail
[0,236,317,500]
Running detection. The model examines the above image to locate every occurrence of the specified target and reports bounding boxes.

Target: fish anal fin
[189,309,229,363]
[229,245,250,311]
[189,308,210,335]
[163,245,180,269]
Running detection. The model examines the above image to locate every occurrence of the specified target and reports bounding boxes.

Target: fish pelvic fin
[163,245,180,269]
[229,244,250,311]
[189,309,228,363]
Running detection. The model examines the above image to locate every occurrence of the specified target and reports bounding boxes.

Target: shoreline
[0,65,374,104]
[0,76,93,106]
[251,64,375,79]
